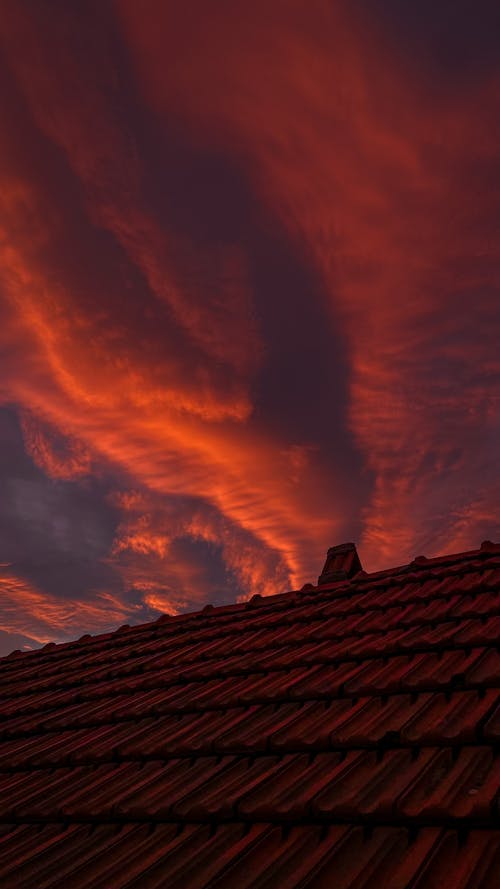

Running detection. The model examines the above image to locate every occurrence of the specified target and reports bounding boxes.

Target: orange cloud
[0,3,262,394]
[19,412,92,481]
[109,489,293,601]
[117,0,500,568]
[0,0,499,652]
[0,566,133,644]
[0,3,347,635]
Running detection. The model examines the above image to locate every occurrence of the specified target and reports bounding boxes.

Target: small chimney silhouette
[318,542,362,585]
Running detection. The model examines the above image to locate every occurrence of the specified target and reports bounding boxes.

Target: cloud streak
[118,0,500,566]
[0,0,498,650]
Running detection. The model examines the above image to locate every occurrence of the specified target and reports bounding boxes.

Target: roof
[0,540,499,888]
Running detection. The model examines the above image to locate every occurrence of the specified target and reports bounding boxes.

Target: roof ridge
[2,541,498,664]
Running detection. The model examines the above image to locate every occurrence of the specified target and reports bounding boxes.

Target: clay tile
[301,583,316,592]
[318,542,362,585]
[155,614,172,624]
[412,555,429,565]
[202,603,215,613]
[7,649,22,658]
[115,624,131,634]
[78,634,92,643]
[42,642,57,650]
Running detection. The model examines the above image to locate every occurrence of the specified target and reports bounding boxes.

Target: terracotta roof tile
[0,541,499,886]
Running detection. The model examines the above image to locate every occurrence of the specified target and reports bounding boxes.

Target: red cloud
[0,566,133,644]
[0,1,498,648]
[117,0,500,568]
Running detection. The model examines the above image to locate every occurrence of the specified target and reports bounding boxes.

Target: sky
[0,0,499,655]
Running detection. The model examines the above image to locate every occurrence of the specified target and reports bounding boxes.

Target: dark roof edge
[2,539,499,663]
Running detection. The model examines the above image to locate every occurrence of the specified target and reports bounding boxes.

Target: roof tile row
[3,615,499,705]
[1,564,499,685]
[0,822,498,889]
[0,691,498,770]
[0,542,498,886]
[3,746,498,824]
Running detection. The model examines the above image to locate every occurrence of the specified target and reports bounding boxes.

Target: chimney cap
[318,542,362,585]
[325,542,357,556]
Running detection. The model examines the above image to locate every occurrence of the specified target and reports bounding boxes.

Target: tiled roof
[0,541,499,887]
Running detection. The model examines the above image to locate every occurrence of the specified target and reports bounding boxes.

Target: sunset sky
[1,0,499,655]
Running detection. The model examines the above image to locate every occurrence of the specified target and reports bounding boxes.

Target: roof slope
[0,542,499,888]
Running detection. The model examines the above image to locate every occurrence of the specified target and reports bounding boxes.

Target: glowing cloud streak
[0,567,132,644]
[0,1,498,648]
[117,0,500,568]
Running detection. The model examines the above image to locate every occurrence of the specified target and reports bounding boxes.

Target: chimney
[318,542,362,585]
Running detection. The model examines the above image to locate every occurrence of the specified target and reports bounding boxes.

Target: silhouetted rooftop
[0,541,498,887]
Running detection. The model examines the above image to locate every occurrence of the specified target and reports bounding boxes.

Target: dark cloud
[0,409,117,588]
[0,629,40,659]
[0,408,127,646]
[359,0,500,85]
[0,0,498,653]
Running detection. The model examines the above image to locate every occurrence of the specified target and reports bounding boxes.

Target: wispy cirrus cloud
[0,0,498,652]
[0,1,350,649]
[0,566,134,646]
[118,0,500,568]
